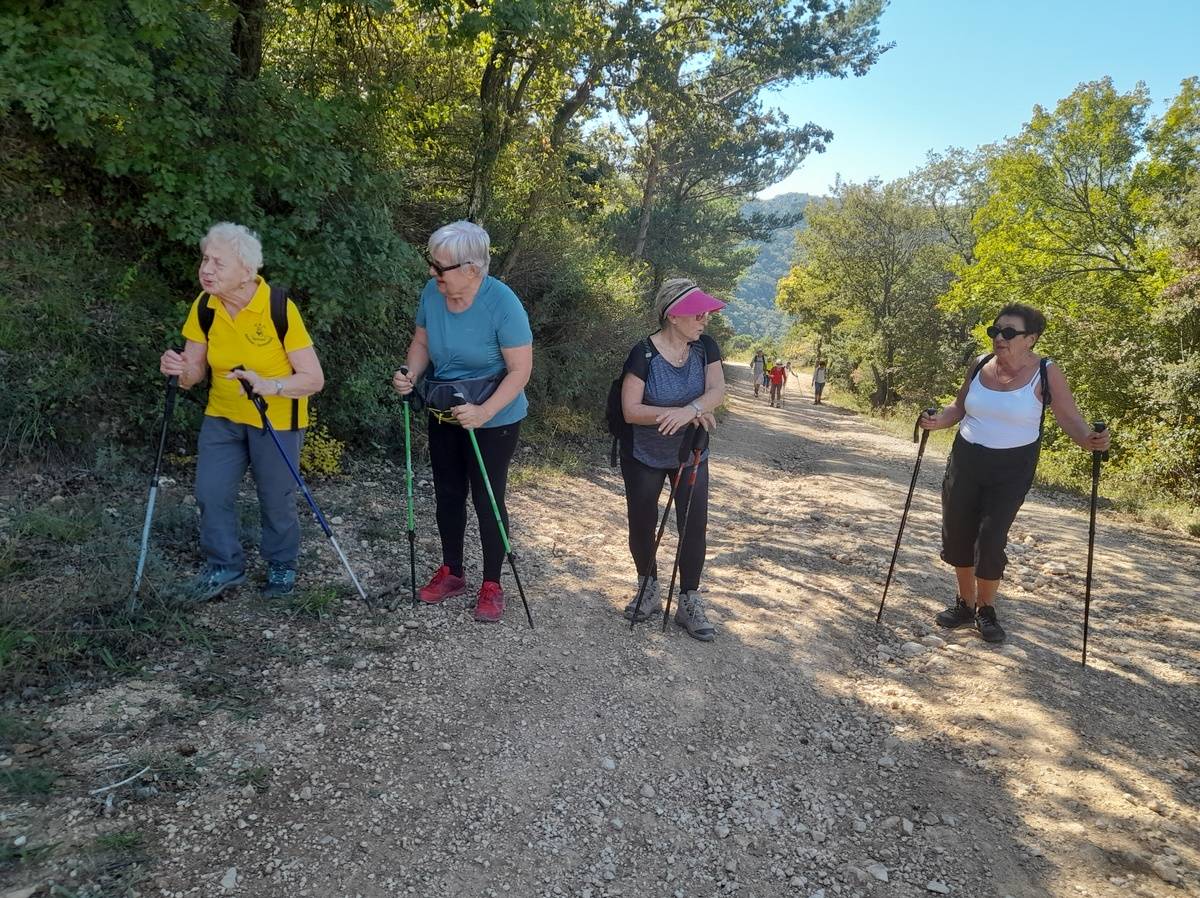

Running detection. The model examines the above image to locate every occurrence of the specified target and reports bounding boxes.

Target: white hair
[200,222,263,272]
[428,220,491,275]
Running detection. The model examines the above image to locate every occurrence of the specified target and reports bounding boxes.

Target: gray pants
[196,416,305,571]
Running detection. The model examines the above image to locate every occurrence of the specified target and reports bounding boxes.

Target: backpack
[197,283,300,430]
[972,353,1052,440]
[605,335,708,467]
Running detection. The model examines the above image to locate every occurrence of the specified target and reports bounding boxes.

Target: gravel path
[4,364,1198,898]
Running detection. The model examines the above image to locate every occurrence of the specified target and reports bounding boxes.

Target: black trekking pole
[876,408,937,624]
[629,426,696,631]
[399,367,418,608]
[662,427,710,632]
[462,424,535,629]
[1081,421,1108,667]
[129,371,180,611]
[234,371,372,609]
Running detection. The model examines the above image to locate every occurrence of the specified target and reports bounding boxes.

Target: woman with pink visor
[617,279,727,640]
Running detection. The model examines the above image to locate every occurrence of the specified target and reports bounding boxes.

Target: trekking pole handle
[913,407,937,443]
[399,366,413,404]
[1092,420,1109,462]
[233,365,270,416]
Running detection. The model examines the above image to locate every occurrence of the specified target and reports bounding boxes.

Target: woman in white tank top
[917,304,1112,643]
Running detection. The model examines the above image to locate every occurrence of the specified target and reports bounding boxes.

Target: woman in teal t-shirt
[391,221,533,623]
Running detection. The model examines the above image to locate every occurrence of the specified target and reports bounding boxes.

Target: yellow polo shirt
[181,278,314,430]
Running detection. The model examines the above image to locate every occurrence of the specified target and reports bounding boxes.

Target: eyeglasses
[426,257,466,277]
[986,325,1032,341]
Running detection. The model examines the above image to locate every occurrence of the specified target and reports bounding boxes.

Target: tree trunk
[231,0,267,80]
[632,141,661,262]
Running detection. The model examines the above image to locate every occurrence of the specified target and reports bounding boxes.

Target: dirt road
[5,363,1198,898]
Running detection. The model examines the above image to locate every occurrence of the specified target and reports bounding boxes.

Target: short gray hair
[200,222,263,272]
[428,221,491,275]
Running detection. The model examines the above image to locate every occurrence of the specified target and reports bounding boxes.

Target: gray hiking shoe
[623,576,661,622]
[674,590,715,641]
[262,562,297,599]
[179,564,246,603]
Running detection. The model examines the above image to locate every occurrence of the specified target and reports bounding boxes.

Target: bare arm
[227,344,325,398]
[478,343,533,422]
[1044,362,1112,451]
[391,327,431,395]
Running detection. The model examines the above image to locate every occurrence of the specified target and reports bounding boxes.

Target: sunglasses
[986,325,1033,340]
[426,256,466,277]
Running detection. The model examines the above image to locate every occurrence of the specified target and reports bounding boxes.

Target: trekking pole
[1081,421,1108,667]
[876,408,937,624]
[629,426,696,631]
[234,371,372,609]
[129,371,180,611]
[662,427,710,632]
[399,366,418,608]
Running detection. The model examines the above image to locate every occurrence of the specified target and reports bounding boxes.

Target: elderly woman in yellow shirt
[160,222,324,601]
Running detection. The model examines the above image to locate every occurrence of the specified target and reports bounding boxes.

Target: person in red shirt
[768,359,788,408]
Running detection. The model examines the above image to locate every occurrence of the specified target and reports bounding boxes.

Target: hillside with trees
[722,192,812,338]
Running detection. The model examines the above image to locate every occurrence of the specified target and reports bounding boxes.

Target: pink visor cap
[663,287,726,319]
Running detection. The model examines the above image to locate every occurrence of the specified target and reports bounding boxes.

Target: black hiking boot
[935,596,975,629]
[974,604,1006,643]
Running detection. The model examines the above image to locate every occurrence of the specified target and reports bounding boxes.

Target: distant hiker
[391,221,533,623]
[768,359,788,408]
[919,303,1110,643]
[750,350,766,398]
[159,222,325,602]
[812,360,828,404]
[618,279,727,640]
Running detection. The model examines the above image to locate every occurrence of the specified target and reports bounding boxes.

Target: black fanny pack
[417,372,505,412]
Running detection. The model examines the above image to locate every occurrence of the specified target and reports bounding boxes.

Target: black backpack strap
[971,352,994,380]
[268,284,299,431]
[1038,357,1052,441]
[197,293,214,340]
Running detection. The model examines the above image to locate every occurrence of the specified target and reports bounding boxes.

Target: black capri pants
[941,434,1039,581]
[428,416,521,582]
[621,453,709,593]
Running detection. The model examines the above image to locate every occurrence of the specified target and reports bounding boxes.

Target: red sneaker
[473,581,505,622]
[418,565,467,604]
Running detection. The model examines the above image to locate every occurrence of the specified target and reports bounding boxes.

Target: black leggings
[428,417,521,582]
[621,454,709,593]
[941,434,1039,580]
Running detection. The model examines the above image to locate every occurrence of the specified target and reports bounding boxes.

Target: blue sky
[761,0,1200,198]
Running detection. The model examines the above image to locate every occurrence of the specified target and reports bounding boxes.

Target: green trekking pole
[400,367,418,608]
[465,426,534,629]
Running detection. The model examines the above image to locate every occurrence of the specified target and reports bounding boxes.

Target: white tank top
[959,359,1048,449]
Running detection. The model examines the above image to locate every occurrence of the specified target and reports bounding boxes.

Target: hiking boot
[179,564,246,603]
[418,565,467,604]
[935,596,976,629]
[474,580,505,622]
[674,590,715,642]
[622,576,661,622]
[262,562,296,599]
[975,604,1006,643]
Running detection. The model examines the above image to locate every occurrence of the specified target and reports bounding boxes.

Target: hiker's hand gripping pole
[876,408,937,624]
[400,366,418,608]
[1082,421,1108,667]
[235,369,372,608]
[129,369,180,609]
[662,426,710,631]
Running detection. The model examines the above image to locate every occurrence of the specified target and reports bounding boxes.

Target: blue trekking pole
[235,371,371,608]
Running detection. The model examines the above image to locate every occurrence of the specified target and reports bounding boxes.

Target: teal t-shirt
[415,275,533,427]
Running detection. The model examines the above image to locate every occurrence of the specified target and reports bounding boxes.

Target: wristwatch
[273,380,285,396]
